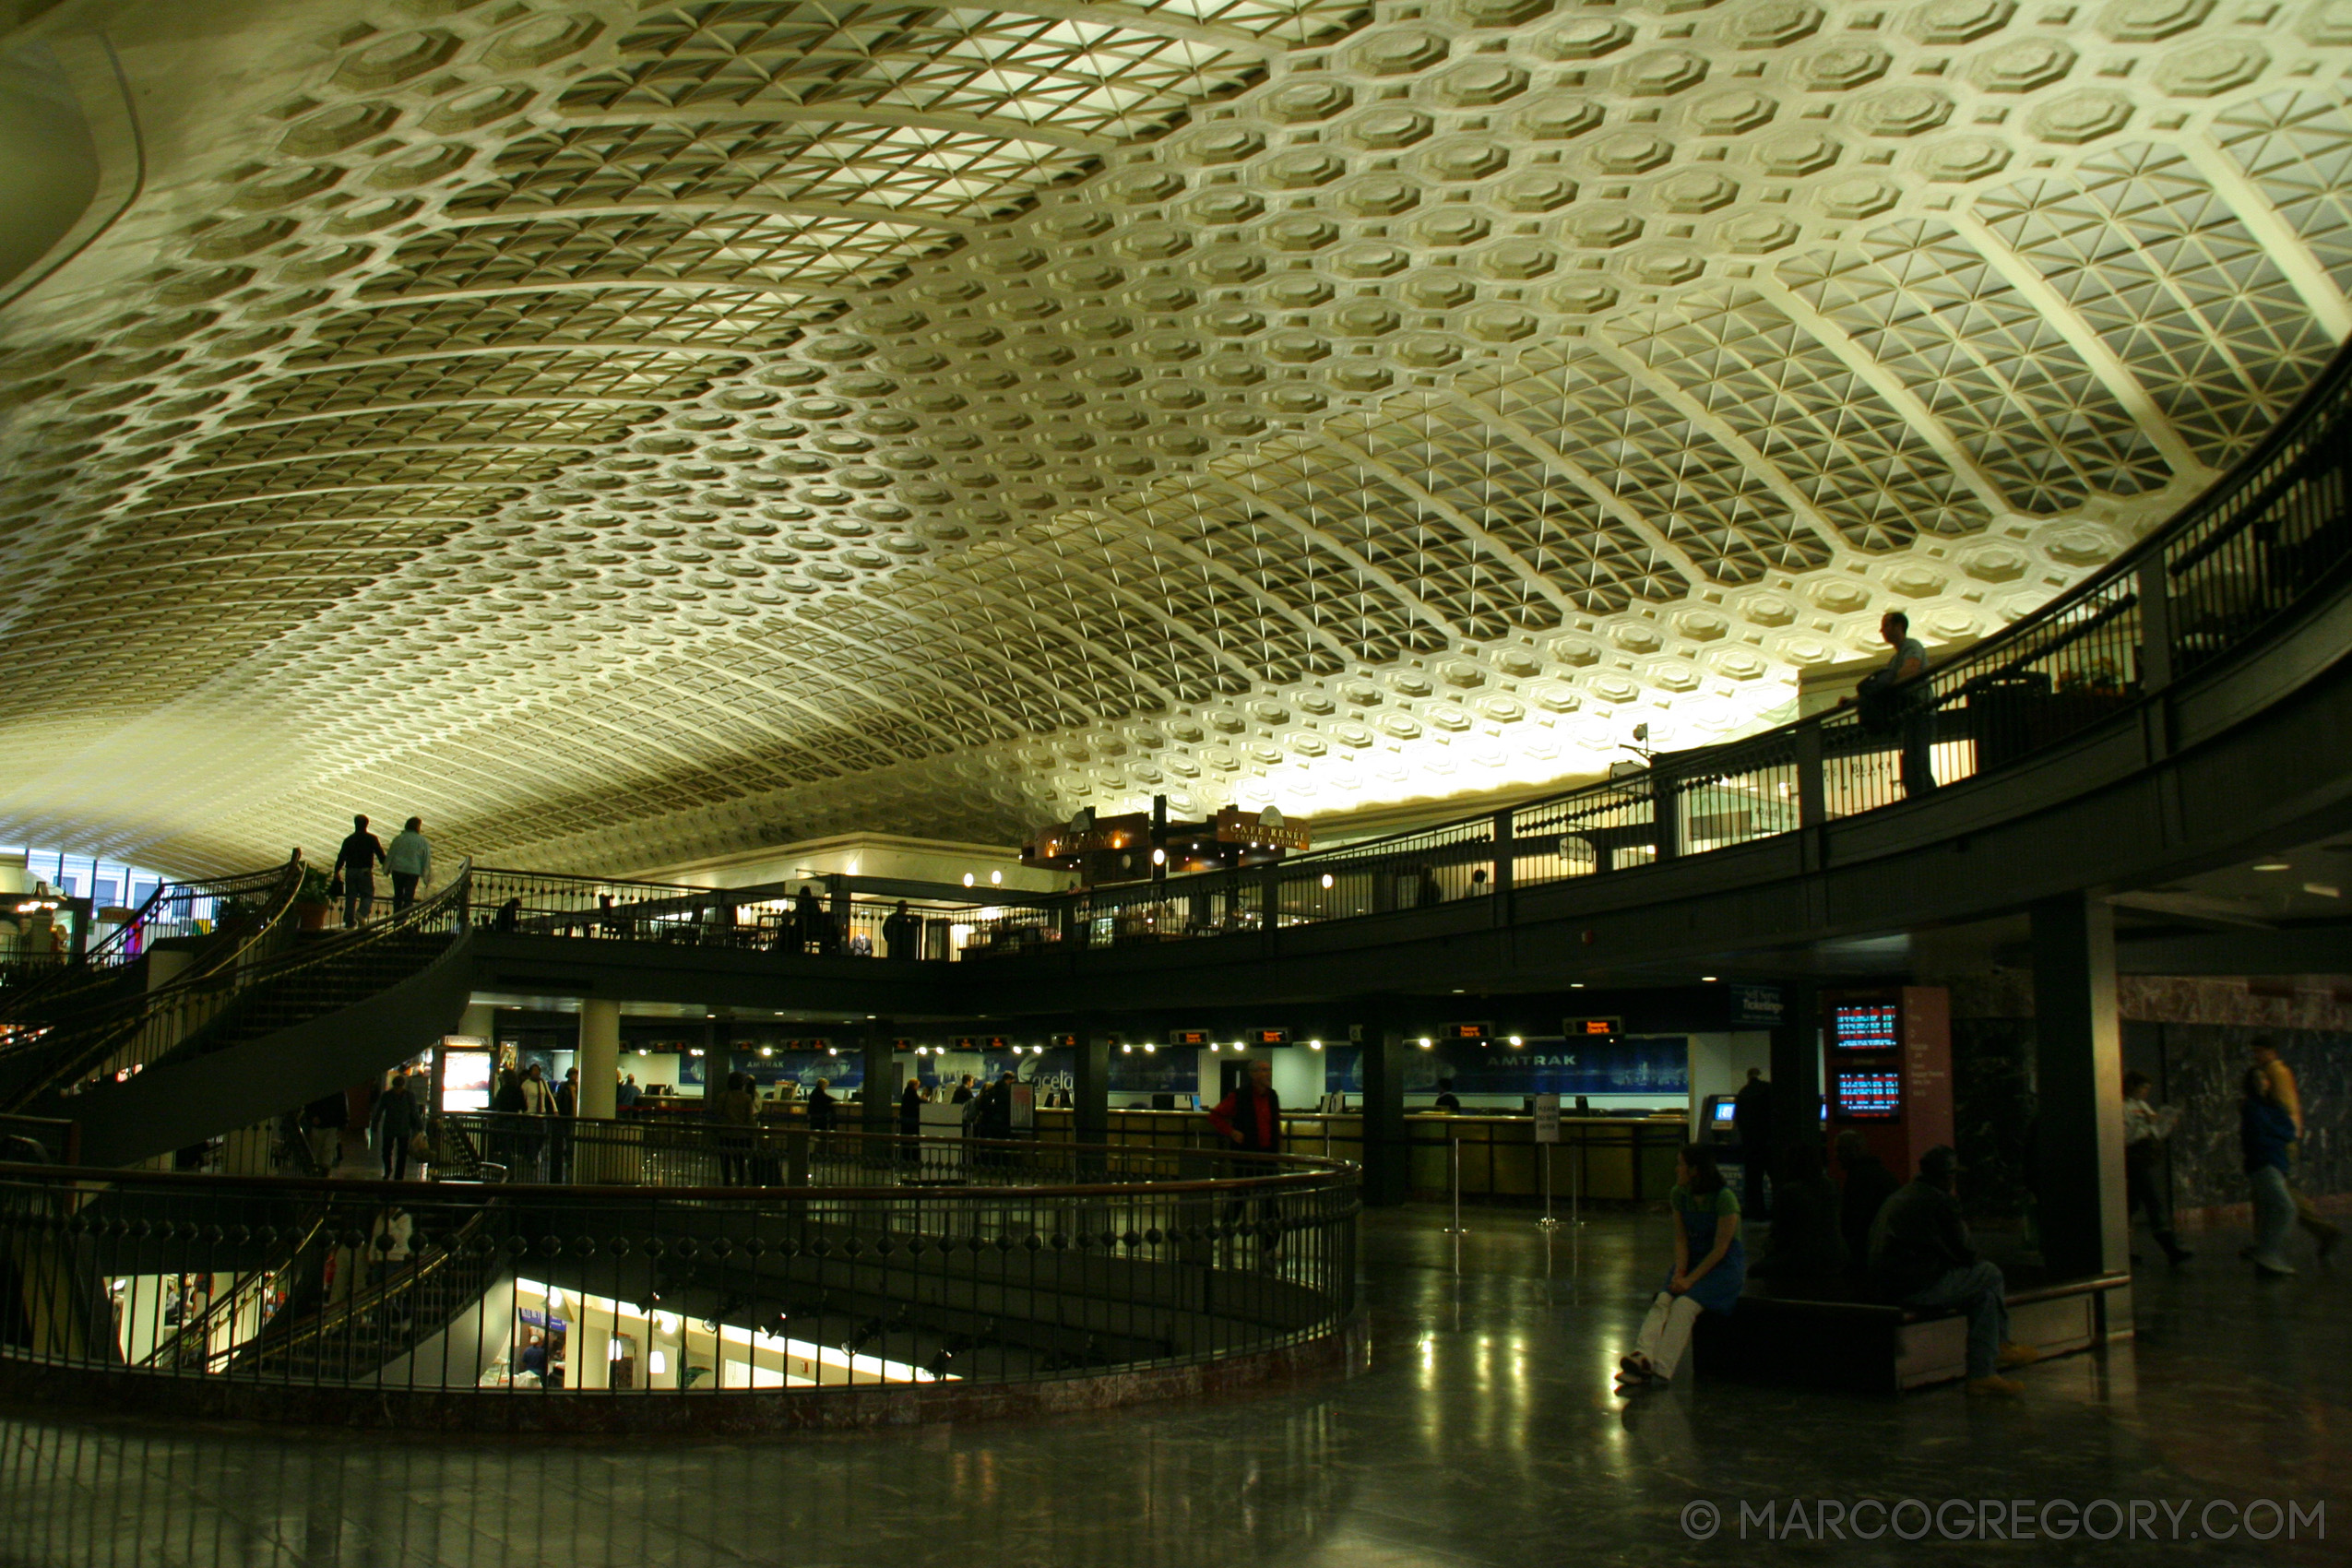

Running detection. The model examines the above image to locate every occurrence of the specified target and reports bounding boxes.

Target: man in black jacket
[1868,1146,2035,1396]
[334,814,386,928]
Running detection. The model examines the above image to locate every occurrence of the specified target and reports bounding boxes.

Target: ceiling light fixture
[2252,861,2292,872]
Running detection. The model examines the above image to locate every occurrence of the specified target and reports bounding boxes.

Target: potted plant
[294,864,335,932]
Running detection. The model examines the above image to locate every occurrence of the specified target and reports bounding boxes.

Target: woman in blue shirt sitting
[1619,1143,1746,1389]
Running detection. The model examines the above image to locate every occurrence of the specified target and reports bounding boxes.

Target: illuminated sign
[1836,1071,1903,1119]
[1445,1021,1492,1043]
[1250,1028,1289,1046]
[1562,1016,1622,1046]
[1170,1028,1212,1047]
[1831,1003,1901,1052]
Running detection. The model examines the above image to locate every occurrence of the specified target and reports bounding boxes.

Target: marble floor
[0,1206,2341,1568]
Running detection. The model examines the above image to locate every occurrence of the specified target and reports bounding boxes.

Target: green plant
[295,866,334,905]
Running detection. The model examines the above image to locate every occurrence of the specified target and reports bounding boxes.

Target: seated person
[1835,1129,1900,1276]
[1868,1146,2037,1396]
[1431,1078,1462,1113]
[1750,1141,1846,1280]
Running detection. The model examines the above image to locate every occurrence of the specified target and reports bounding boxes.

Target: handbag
[410,1132,432,1159]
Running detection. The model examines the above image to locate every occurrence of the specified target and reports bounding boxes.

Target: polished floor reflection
[1,1208,2342,1567]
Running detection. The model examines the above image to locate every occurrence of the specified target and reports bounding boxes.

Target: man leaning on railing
[1845,610,1938,799]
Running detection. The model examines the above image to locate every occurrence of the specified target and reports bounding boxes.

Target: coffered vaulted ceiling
[2,0,2348,873]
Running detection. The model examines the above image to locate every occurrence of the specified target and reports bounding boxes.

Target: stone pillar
[862,1018,896,1137]
[1769,983,1821,1169]
[577,1000,620,1120]
[1360,1027,1408,1207]
[1071,1023,1110,1147]
[2030,893,2130,1281]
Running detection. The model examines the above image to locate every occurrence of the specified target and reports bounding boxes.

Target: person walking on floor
[717,1072,758,1183]
[334,814,387,927]
[1869,1146,2038,1396]
[384,817,431,914]
[1733,1067,1774,1220]
[373,1069,422,1181]
[2241,1065,2304,1277]
[2250,1037,2340,1258]
[900,1076,923,1167]
[517,1062,554,1179]
[1618,1144,1745,1390]
[550,1067,579,1182]
[2121,1071,2192,1266]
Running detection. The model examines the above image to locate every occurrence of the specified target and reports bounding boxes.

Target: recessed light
[2253,861,2292,872]
[2304,883,2341,898]
[1701,975,1718,982]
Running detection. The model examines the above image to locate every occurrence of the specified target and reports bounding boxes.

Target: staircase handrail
[3,861,470,1108]
[0,860,303,1026]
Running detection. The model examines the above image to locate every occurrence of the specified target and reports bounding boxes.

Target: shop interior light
[962,873,975,887]
[1151,848,1166,865]
[1508,1036,1524,1047]
[1143,1043,1157,1054]
[1419,1037,1433,1050]
[1308,1039,1323,1051]
[655,1313,680,1335]
[608,1340,625,1362]
[1209,1042,1220,1051]
[1121,1043,1132,1053]
[991,870,1003,885]
[546,1289,565,1312]
[1320,873,1334,889]
[648,1350,669,1376]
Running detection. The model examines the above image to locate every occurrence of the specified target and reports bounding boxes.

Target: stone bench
[1689,1271,2132,1394]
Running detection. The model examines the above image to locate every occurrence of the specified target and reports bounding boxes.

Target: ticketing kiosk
[1822,987,1953,1182]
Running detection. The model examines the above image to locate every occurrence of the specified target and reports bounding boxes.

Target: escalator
[6,870,481,1169]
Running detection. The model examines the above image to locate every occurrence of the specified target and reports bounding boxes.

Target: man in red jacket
[1206,1057,1284,1269]
[1207,1057,1281,1152]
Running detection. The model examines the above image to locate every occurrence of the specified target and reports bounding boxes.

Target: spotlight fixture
[1419,1037,1433,1050]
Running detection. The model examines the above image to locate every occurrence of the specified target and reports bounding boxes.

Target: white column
[578,1000,620,1120]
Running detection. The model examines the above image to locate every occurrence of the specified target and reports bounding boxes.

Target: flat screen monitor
[1836,1070,1902,1119]
[1711,1100,1738,1124]
[1831,1003,1901,1052]
[440,1050,492,1112]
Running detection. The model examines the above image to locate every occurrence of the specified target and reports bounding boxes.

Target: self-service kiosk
[1823,987,1953,1182]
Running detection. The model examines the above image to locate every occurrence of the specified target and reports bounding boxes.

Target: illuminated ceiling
[2,0,2348,873]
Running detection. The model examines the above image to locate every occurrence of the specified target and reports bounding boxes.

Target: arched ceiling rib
[5,0,2352,873]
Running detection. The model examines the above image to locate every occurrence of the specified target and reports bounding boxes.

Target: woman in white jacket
[385,817,431,912]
